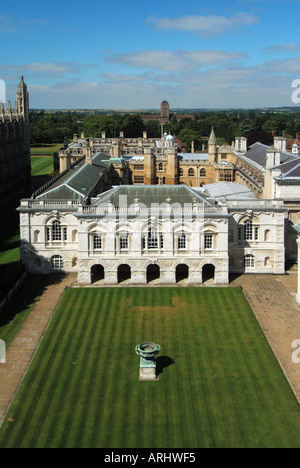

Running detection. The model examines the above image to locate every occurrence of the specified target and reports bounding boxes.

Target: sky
[1,0,300,109]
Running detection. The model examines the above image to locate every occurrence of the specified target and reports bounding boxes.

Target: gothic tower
[15,76,29,123]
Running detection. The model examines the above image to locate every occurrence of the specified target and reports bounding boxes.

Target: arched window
[238,219,259,242]
[158,162,163,171]
[47,220,67,243]
[142,227,163,250]
[148,227,158,249]
[200,168,206,177]
[188,168,194,177]
[179,168,183,177]
[244,220,253,240]
[51,255,63,270]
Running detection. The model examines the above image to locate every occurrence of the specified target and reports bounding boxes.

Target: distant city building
[0,77,31,206]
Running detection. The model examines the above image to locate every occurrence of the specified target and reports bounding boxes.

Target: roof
[243,142,296,169]
[276,158,300,178]
[202,182,258,200]
[178,153,209,161]
[92,184,215,208]
[36,152,111,200]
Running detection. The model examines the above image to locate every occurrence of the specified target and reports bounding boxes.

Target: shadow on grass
[0,273,67,346]
[156,355,175,377]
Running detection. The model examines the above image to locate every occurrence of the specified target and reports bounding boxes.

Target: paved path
[230,267,300,403]
[0,274,76,426]
[1,269,300,428]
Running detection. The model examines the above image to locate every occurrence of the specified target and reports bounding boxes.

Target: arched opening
[202,264,215,283]
[176,264,189,283]
[91,264,104,284]
[147,264,160,283]
[118,264,131,283]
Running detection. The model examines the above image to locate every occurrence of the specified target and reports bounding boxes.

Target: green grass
[1,287,300,448]
[0,275,48,348]
[30,144,61,155]
[31,156,54,176]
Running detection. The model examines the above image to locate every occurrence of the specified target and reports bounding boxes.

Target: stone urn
[135,342,161,381]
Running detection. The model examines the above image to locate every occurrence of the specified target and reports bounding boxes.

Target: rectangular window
[204,234,213,250]
[178,233,186,250]
[134,176,144,184]
[244,221,253,241]
[160,235,164,249]
[93,235,102,250]
[63,228,67,241]
[254,227,259,240]
[148,228,158,249]
[52,223,62,241]
[244,254,255,268]
[120,234,129,250]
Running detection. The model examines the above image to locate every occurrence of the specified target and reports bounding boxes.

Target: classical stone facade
[0,77,30,206]
[18,159,286,285]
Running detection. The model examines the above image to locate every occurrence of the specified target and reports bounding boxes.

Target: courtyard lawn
[31,156,54,177]
[1,287,300,448]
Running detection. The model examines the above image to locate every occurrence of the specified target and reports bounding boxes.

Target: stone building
[18,147,286,285]
[0,77,31,206]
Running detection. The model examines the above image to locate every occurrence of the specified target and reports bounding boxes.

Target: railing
[79,204,227,215]
[20,199,81,209]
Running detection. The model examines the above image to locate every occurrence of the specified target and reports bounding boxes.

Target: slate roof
[36,152,111,200]
[276,158,300,178]
[242,142,296,169]
[92,184,214,208]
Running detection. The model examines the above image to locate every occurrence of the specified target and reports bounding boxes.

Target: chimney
[86,144,92,165]
[266,147,280,169]
[274,136,286,152]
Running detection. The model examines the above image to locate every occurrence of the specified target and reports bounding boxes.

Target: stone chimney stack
[266,147,281,169]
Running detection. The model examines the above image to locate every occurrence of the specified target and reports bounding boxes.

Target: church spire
[208,127,217,163]
[209,127,217,145]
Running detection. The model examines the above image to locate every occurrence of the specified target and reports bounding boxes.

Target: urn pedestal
[135,342,161,381]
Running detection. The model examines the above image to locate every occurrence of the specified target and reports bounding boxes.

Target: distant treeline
[29,109,300,152]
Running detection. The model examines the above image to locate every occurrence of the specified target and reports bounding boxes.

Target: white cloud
[262,43,300,55]
[104,49,248,73]
[0,15,18,32]
[146,12,258,36]
[105,50,185,72]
